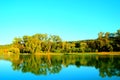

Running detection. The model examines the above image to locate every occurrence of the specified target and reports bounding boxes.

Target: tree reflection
[10,54,120,77]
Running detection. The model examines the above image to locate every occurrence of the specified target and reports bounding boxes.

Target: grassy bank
[65,52,120,55]
[1,51,120,56]
[18,52,120,56]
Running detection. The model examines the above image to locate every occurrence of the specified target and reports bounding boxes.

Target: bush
[9,48,20,54]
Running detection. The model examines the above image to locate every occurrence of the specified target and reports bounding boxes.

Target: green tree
[98,32,104,39]
[117,29,120,36]
[105,32,110,39]
[12,37,24,53]
[80,42,88,53]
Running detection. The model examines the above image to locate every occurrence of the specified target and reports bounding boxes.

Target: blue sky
[0,0,120,44]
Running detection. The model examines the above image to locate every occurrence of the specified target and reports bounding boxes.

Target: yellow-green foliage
[0,45,20,55]
[0,45,11,54]
[8,47,20,54]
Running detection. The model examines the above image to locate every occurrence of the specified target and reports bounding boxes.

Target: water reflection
[2,54,120,78]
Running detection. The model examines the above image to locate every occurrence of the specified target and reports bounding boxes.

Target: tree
[117,29,120,36]
[12,37,23,53]
[11,29,120,53]
[105,32,110,39]
[80,42,88,53]
[98,32,104,39]
[49,35,62,53]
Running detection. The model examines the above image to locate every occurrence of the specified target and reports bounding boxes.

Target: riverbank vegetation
[0,29,120,54]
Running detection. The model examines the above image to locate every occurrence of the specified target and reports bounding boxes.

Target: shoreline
[19,52,120,56]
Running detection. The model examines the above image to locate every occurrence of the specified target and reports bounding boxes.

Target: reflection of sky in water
[0,60,120,80]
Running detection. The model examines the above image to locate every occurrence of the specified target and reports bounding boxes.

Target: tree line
[0,29,120,54]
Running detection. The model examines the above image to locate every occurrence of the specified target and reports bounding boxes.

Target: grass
[18,52,120,56]
[1,51,120,56]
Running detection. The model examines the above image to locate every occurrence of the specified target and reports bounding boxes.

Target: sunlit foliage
[0,29,120,54]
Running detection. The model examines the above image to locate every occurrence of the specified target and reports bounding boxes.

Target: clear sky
[0,0,120,45]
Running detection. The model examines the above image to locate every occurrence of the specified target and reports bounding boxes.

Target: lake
[0,54,120,80]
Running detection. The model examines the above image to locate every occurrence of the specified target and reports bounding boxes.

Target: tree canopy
[0,29,120,54]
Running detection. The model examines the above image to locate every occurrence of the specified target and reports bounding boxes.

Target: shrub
[9,48,20,54]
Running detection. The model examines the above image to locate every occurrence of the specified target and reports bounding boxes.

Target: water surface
[0,54,120,80]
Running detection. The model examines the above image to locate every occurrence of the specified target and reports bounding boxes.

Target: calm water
[0,54,120,80]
